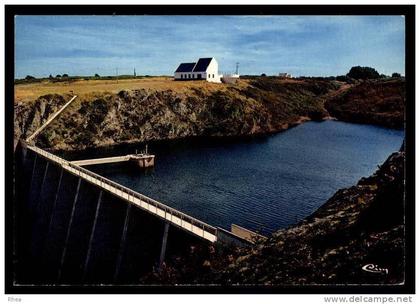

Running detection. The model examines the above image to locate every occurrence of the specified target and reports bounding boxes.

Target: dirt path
[322,82,353,102]
[314,82,353,120]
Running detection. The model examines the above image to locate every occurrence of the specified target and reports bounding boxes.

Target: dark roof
[193,58,213,72]
[175,62,196,73]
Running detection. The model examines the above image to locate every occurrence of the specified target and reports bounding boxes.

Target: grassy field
[14,76,251,102]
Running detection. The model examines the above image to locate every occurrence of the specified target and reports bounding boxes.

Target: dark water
[64,121,404,235]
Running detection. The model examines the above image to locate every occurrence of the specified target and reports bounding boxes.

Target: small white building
[221,73,240,84]
[174,57,222,83]
[278,73,292,78]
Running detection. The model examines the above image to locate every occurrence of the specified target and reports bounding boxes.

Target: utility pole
[235,62,240,75]
[134,67,136,77]
[116,67,119,83]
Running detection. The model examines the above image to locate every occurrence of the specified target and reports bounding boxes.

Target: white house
[279,73,292,78]
[174,57,222,83]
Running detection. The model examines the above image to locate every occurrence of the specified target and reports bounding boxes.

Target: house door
[197,74,202,79]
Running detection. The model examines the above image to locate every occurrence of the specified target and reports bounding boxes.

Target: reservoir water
[65,121,404,235]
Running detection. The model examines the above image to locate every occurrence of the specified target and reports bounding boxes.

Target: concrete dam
[14,141,247,285]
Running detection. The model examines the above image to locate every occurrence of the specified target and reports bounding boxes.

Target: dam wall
[14,143,209,285]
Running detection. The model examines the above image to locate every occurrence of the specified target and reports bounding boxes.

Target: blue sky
[15,15,405,78]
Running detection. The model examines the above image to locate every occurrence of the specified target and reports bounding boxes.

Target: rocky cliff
[325,78,405,129]
[14,78,339,151]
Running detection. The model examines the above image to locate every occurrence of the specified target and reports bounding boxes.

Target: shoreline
[47,114,400,156]
[47,115,314,154]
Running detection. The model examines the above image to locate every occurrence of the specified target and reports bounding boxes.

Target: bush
[336,75,348,82]
[335,75,357,84]
[62,73,69,78]
[94,73,100,77]
[25,75,35,80]
[346,66,380,80]
[392,73,401,78]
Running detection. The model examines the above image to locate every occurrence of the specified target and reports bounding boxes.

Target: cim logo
[362,264,389,275]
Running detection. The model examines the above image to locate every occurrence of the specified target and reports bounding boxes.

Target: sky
[15,15,405,78]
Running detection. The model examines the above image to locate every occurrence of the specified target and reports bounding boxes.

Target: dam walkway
[71,155,131,166]
[26,144,218,243]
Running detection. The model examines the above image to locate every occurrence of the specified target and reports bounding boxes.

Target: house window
[181,74,183,79]
[189,74,191,78]
[192,74,195,78]
[212,74,215,78]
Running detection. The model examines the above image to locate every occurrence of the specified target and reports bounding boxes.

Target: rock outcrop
[14,78,339,151]
[325,78,405,129]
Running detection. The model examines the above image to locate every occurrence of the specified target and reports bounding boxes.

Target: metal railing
[27,145,68,166]
[26,145,218,240]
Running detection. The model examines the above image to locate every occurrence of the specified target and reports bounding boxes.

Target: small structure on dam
[130,145,155,168]
[129,153,155,168]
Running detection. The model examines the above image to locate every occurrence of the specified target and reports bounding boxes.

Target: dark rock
[325,79,405,129]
